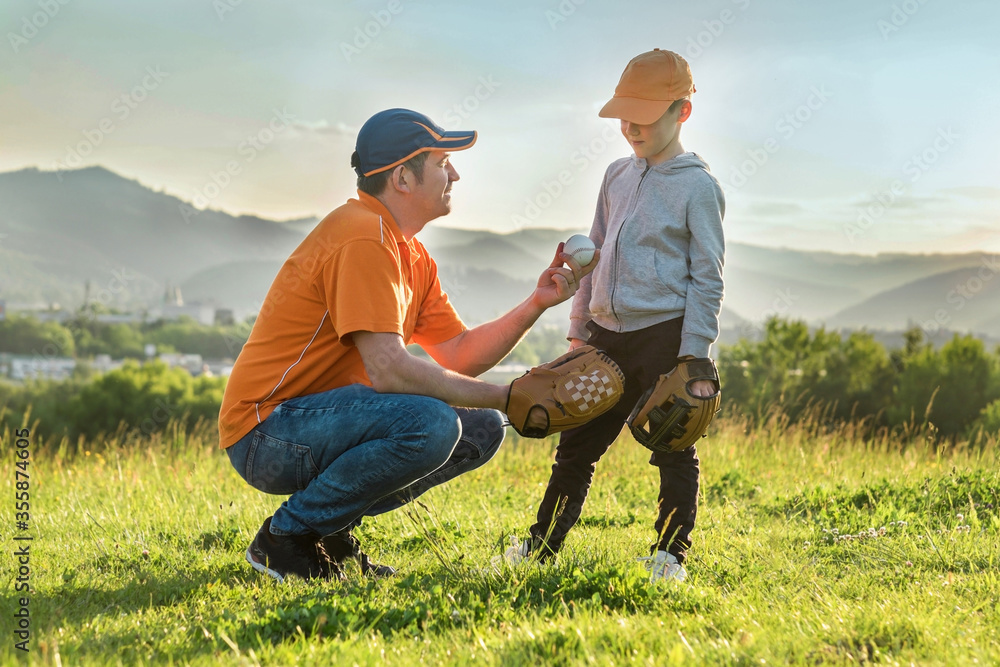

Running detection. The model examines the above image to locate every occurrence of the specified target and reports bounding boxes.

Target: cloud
[939,186,1000,201]
[747,200,806,217]
[290,120,356,136]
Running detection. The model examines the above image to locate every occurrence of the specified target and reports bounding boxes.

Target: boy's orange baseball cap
[599,49,696,125]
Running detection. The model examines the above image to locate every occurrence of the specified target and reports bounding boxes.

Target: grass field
[3,415,999,666]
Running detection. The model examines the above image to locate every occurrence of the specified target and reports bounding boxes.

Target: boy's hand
[689,380,716,397]
[530,243,600,311]
[678,355,716,397]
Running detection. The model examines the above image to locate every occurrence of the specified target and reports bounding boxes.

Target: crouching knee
[410,397,463,472]
[468,408,506,462]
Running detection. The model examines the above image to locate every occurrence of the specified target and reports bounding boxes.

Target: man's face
[620,101,690,165]
[409,150,460,221]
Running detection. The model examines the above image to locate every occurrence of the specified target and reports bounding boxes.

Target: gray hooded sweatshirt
[568,152,725,358]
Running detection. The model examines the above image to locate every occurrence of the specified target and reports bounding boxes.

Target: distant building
[91,354,124,375]
[157,352,204,374]
[214,308,235,326]
[160,283,216,325]
[159,303,216,326]
[94,313,145,324]
[16,308,72,324]
[2,354,77,381]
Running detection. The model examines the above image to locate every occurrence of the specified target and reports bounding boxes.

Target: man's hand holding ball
[530,234,599,311]
[563,234,596,267]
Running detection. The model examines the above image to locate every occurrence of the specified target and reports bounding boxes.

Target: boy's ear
[678,100,693,123]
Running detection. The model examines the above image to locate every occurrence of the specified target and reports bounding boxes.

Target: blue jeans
[227,384,505,537]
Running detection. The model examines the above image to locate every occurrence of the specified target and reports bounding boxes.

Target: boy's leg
[628,317,700,564]
[527,321,639,556]
[227,384,464,537]
[528,402,632,555]
[649,445,700,563]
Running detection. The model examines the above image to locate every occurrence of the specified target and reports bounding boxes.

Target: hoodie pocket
[651,248,687,309]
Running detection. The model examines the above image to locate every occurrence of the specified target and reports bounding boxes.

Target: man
[219,108,597,582]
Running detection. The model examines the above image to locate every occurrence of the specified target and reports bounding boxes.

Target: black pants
[529,317,700,563]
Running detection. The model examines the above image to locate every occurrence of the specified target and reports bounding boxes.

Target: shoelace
[636,553,674,575]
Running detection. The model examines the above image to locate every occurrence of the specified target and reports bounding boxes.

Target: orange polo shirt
[218,191,467,449]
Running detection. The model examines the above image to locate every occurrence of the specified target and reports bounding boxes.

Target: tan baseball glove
[626,358,721,452]
[506,345,625,438]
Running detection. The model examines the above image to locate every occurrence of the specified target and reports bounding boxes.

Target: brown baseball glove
[626,358,721,452]
[506,345,625,438]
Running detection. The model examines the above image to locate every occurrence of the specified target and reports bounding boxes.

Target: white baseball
[564,234,596,267]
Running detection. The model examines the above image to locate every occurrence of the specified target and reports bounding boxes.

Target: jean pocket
[245,431,319,495]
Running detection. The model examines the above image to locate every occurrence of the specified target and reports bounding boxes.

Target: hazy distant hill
[721,265,864,323]
[1,165,996,338]
[725,244,989,298]
[829,266,1000,333]
[179,260,285,312]
[0,167,304,307]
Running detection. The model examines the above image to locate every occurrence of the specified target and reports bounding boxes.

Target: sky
[1,0,998,255]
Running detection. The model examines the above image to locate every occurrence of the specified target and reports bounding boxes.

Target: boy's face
[620,100,691,166]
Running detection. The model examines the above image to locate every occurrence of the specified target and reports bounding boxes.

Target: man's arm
[421,245,600,376]
[354,331,508,409]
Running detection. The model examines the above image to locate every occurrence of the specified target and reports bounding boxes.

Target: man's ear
[678,100,693,123]
[390,164,410,193]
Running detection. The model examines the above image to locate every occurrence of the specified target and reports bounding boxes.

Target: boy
[506,49,725,581]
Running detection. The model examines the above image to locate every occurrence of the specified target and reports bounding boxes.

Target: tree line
[718,318,999,441]
[2,314,998,446]
[0,311,252,360]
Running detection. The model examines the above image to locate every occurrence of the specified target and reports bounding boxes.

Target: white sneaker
[503,536,531,565]
[639,550,687,583]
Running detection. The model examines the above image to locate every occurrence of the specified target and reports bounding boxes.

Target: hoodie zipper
[608,164,650,330]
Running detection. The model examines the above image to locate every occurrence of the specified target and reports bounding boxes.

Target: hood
[631,151,710,174]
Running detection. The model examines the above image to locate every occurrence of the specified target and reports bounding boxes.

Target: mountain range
[1,166,996,344]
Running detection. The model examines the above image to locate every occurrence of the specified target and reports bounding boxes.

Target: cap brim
[426,126,478,151]
[598,97,672,125]
[362,130,477,177]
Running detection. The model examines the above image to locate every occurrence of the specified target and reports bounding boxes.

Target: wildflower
[956,513,964,522]
[905,561,913,567]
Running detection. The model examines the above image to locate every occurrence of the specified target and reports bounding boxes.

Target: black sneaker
[321,529,396,578]
[246,516,341,582]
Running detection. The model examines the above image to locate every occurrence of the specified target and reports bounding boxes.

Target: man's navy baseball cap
[352,108,477,177]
